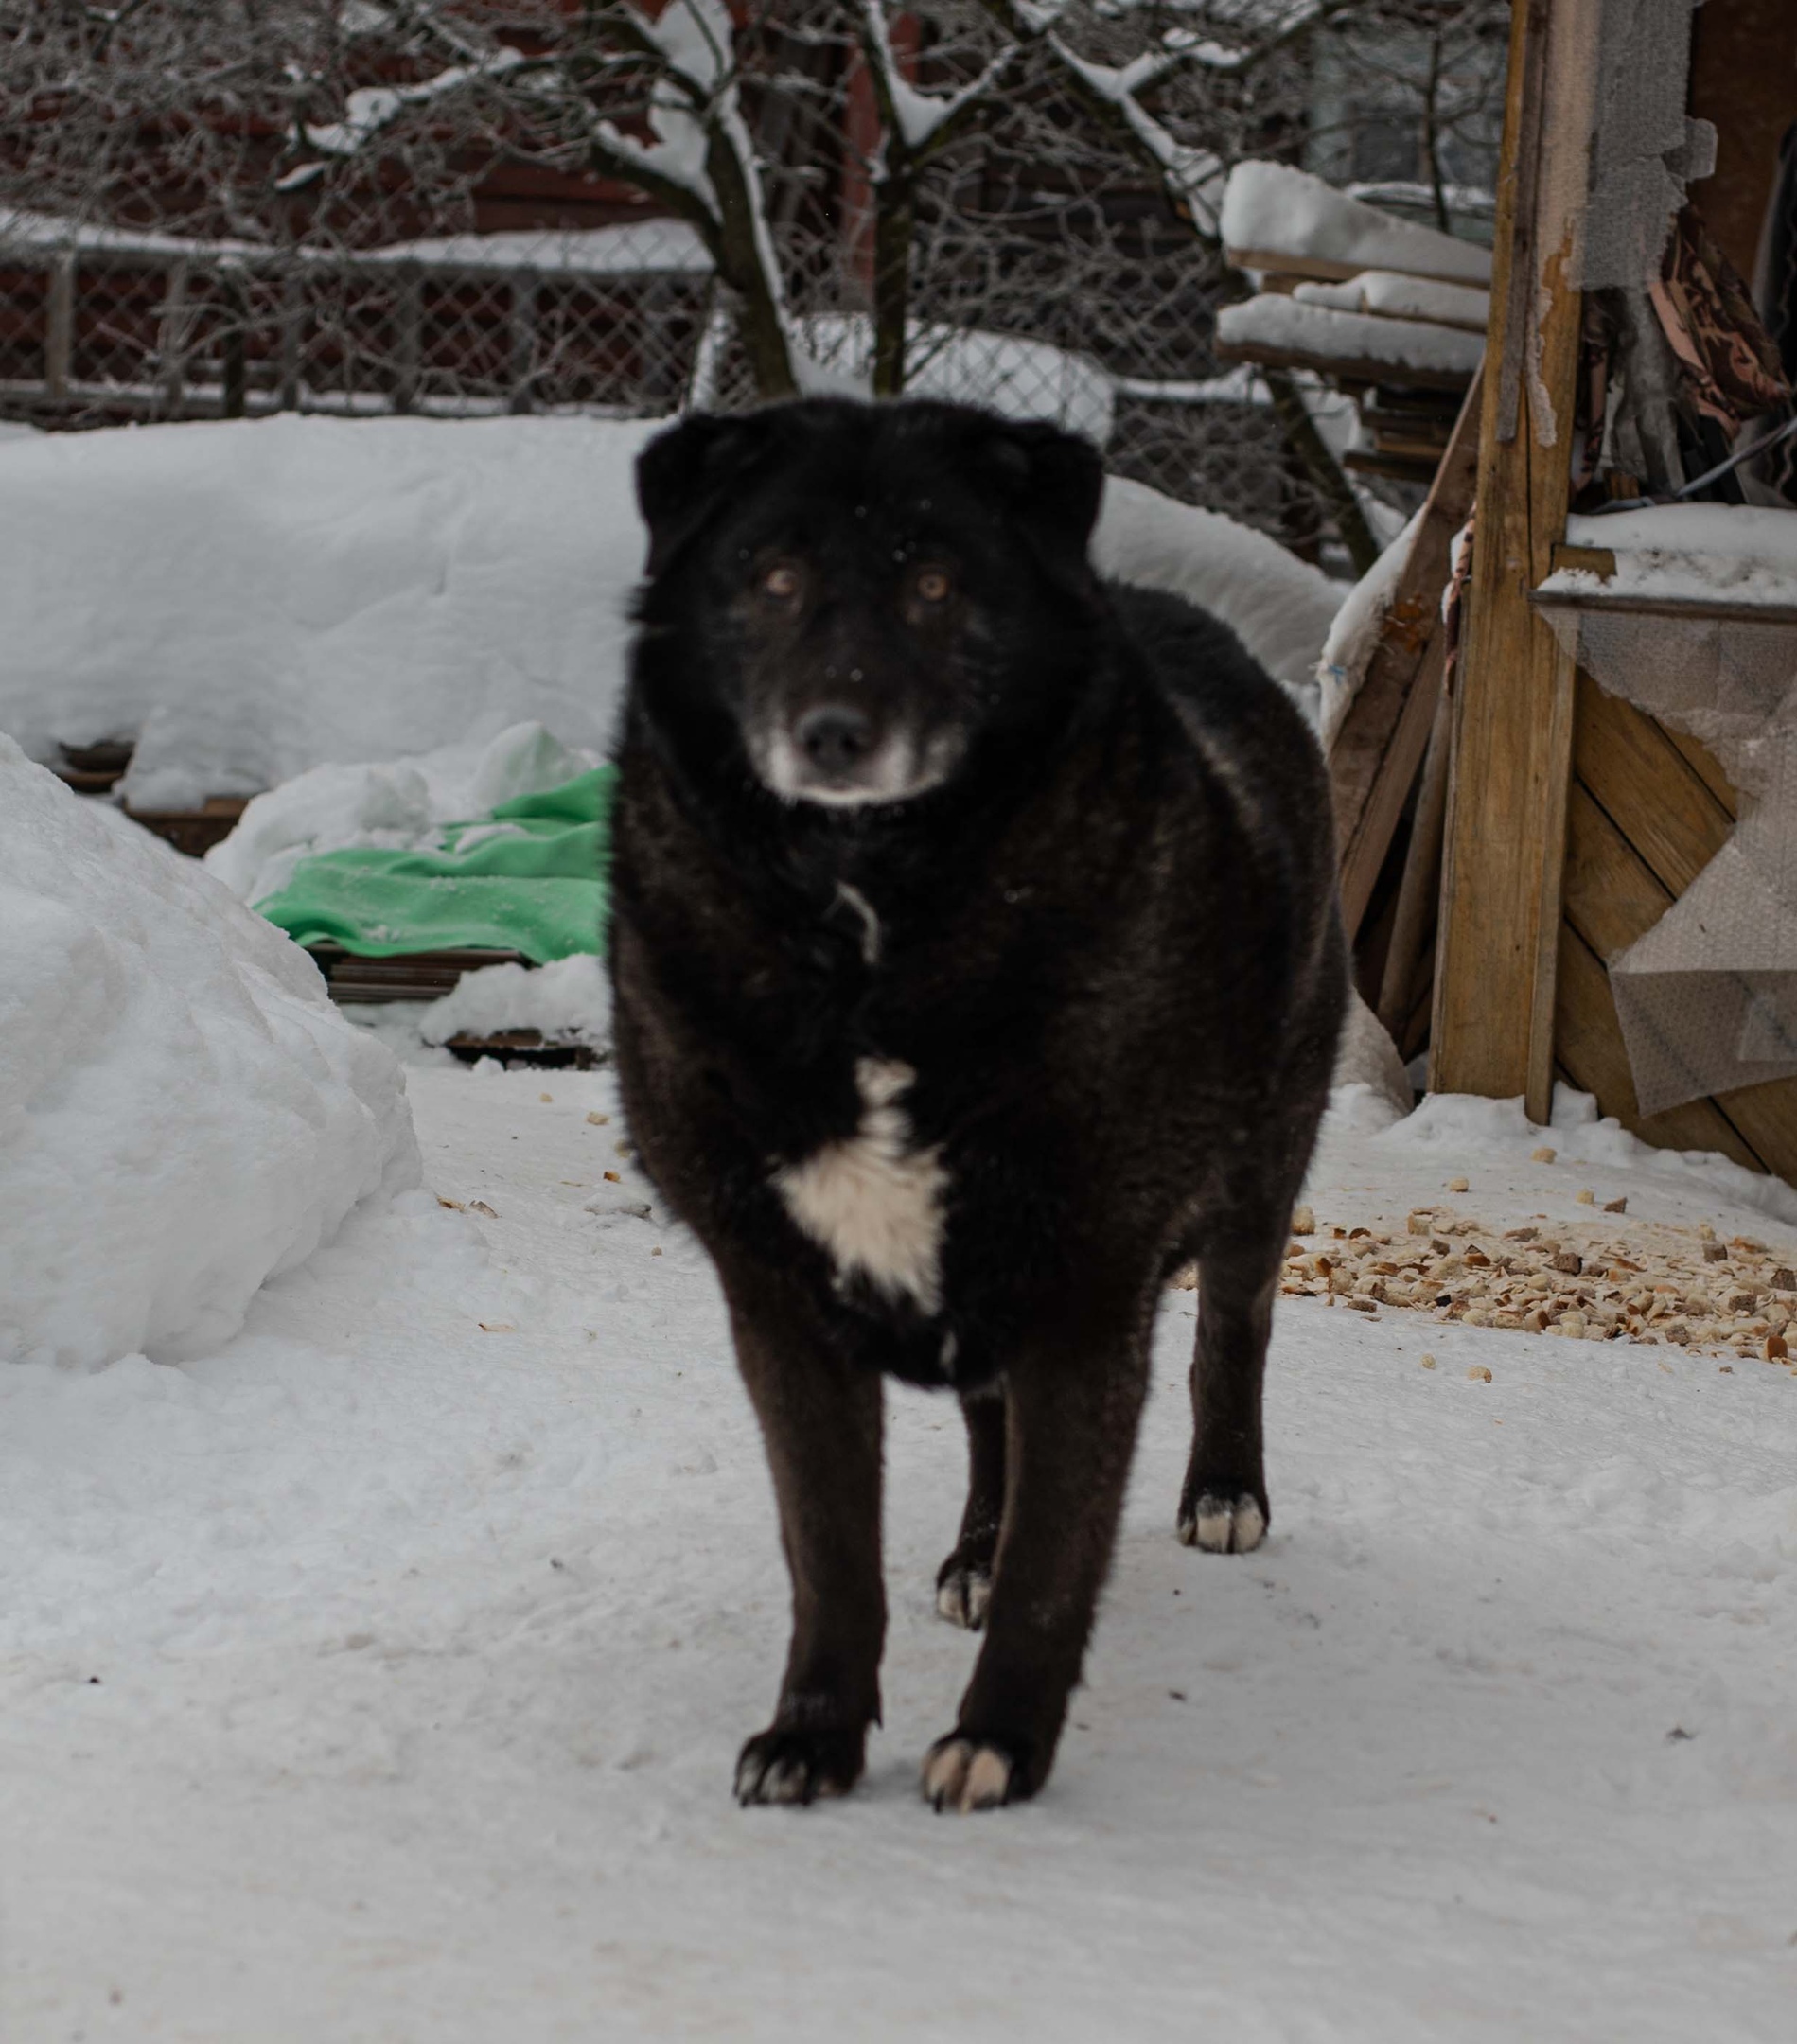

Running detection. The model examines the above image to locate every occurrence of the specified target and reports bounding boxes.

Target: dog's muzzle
[756,705,943,808]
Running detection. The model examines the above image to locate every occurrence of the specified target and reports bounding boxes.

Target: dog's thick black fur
[609,397,1346,1813]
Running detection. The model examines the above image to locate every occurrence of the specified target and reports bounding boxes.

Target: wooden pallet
[1551,674,1797,1182]
[307,943,533,1003]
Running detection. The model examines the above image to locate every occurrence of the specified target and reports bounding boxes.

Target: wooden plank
[1213,332,1473,394]
[1663,726,1737,819]
[1224,243,1493,291]
[1524,638,1577,1121]
[1533,589,1797,626]
[1553,925,1764,1170]
[1376,685,1452,1038]
[1433,0,1599,1118]
[1562,779,1679,958]
[1571,674,1733,896]
[1560,778,1797,1183]
[1330,365,1483,938]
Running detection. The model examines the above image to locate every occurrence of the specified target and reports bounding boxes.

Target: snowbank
[0,739,417,1370]
[789,315,1116,445]
[0,414,658,810]
[1376,1084,1797,1228]
[1221,161,1493,286]
[0,415,1338,804]
[1093,476,1344,713]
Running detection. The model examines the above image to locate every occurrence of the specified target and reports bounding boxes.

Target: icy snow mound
[1094,475,1344,714]
[0,414,658,810]
[0,740,419,1369]
[419,954,612,1049]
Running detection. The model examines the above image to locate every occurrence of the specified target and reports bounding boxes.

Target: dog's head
[631,399,1106,808]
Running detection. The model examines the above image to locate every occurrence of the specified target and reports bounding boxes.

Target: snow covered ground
[6,1057,1795,2041]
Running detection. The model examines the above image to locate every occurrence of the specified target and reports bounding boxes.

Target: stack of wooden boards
[1214,162,1490,485]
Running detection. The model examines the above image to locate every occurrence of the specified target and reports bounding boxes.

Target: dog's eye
[761,562,802,601]
[913,567,953,604]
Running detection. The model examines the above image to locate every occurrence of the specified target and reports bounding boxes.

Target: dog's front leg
[934,1384,1006,1631]
[727,1283,885,1807]
[923,1323,1148,1812]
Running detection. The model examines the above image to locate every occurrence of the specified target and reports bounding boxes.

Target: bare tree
[2,0,1506,565]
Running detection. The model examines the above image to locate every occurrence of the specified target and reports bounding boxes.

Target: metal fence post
[509,270,537,414]
[44,252,76,402]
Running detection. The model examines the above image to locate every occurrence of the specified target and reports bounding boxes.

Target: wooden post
[44,253,75,401]
[1430,0,1595,1120]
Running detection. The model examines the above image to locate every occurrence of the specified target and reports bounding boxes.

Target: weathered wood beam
[1431,0,1596,1121]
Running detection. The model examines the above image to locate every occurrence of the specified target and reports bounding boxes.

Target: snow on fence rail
[0,214,714,425]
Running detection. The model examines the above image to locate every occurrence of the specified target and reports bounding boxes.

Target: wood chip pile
[1270,1196,1797,1368]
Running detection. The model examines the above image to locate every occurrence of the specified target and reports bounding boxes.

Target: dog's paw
[920,1736,1018,1813]
[934,1557,992,1630]
[1177,1491,1268,1554]
[734,1725,865,1807]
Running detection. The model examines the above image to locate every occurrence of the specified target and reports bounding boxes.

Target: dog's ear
[976,418,1104,568]
[636,412,778,577]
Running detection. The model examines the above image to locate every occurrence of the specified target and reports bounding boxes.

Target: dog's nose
[795,706,874,773]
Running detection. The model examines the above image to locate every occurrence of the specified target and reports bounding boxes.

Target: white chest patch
[773,1057,948,1313]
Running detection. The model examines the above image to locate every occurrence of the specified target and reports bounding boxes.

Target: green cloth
[255,766,616,962]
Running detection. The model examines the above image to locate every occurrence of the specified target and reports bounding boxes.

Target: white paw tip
[921,1738,1013,1813]
[1180,1494,1267,1554]
[935,1570,991,1630]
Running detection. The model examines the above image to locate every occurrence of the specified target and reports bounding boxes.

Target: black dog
[609,398,1345,1812]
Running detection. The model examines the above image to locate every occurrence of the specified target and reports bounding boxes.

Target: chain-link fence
[0,1,1507,561]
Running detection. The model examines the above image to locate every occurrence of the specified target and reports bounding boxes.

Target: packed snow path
[5,1065,1795,2040]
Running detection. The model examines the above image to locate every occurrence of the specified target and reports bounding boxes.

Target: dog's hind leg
[1176,1210,1284,1555]
[727,1287,886,1807]
[935,1384,1006,1630]
[922,1317,1149,1811]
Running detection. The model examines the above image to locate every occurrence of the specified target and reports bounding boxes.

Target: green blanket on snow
[255,766,616,962]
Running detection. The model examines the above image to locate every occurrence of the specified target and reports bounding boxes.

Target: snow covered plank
[1214,296,1482,392]
[1294,272,1491,333]
[1220,161,1494,288]
[1329,370,1482,943]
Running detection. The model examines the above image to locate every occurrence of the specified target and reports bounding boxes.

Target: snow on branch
[1043,36,1224,228]
[291,45,527,162]
[856,2,1015,157]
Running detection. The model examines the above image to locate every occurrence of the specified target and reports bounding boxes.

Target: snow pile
[792,315,1116,445]
[1221,161,1492,286]
[0,739,418,1371]
[0,415,1339,806]
[0,414,657,809]
[1374,1084,1797,1228]
[1294,270,1490,332]
[1093,475,1344,714]
[419,954,612,1049]
[206,722,598,908]
[1216,295,1485,379]
[1548,504,1797,606]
